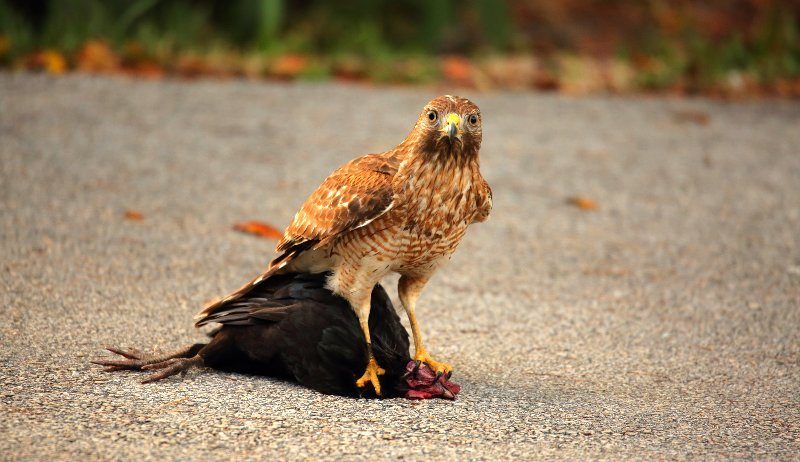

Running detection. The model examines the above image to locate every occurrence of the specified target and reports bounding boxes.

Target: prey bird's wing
[277,152,400,252]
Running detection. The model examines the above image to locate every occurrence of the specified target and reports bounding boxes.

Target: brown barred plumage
[196,95,492,394]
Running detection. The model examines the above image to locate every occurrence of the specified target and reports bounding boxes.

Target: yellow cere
[445,113,461,126]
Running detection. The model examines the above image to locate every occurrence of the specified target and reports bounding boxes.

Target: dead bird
[92,272,460,400]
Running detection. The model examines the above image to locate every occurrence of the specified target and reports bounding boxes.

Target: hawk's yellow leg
[399,275,453,375]
[353,301,386,395]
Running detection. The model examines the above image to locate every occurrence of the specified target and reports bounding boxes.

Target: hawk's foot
[355,357,386,395]
[414,350,453,377]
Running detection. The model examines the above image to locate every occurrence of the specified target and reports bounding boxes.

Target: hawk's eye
[427,110,438,122]
[469,114,479,125]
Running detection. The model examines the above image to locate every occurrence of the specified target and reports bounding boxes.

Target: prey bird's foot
[140,356,204,384]
[91,344,203,375]
[413,350,453,377]
[91,346,153,372]
[104,346,146,359]
[355,358,386,395]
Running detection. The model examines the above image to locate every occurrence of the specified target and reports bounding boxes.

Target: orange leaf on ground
[26,50,67,74]
[271,54,308,79]
[441,56,474,86]
[0,35,10,56]
[567,196,598,211]
[76,40,120,73]
[124,210,144,221]
[124,61,165,79]
[233,221,283,240]
[175,55,213,78]
[672,110,711,126]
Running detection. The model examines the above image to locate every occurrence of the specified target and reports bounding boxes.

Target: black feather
[197,272,411,397]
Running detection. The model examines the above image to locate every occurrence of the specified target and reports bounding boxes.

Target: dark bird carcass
[93,272,460,400]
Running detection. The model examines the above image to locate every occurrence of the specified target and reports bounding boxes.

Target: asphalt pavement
[1,74,799,460]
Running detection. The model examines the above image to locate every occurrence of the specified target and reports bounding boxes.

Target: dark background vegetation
[1,0,799,96]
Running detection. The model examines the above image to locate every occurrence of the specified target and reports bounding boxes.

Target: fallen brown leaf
[532,69,559,91]
[123,61,165,79]
[0,35,9,57]
[441,55,474,86]
[567,196,598,211]
[332,55,368,81]
[124,210,144,221]
[271,54,308,79]
[76,40,120,73]
[175,55,212,78]
[26,50,67,74]
[233,221,282,240]
[672,110,711,126]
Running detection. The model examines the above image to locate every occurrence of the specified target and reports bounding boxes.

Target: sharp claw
[105,346,130,357]
[92,359,134,368]
[446,371,452,380]
[434,371,443,383]
[142,364,180,383]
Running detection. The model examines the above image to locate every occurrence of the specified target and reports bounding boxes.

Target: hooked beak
[442,113,461,141]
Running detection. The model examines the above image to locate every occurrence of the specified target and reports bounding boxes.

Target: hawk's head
[410,95,482,156]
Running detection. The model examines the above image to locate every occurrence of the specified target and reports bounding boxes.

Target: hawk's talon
[355,357,386,395]
[403,359,423,379]
[413,350,453,376]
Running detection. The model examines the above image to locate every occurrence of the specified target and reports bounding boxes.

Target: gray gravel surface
[1,74,799,461]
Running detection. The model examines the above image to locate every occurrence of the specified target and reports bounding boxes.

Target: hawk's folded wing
[196,153,400,326]
[277,152,400,252]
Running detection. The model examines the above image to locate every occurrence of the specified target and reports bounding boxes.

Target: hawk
[196,95,492,395]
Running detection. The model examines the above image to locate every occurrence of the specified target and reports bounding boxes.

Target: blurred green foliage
[0,0,517,56]
[0,0,798,92]
[633,2,800,90]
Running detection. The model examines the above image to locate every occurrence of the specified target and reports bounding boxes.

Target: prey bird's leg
[140,355,204,384]
[352,295,386,395]
[92,343,204,372]
[398,275,452,376]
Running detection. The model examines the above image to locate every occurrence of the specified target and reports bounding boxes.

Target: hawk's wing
[196,153,400,326]
[277,152,400,252]
[473,177,493,223]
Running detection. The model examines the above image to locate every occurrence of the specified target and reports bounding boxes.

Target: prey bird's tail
[194,244,310,327]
